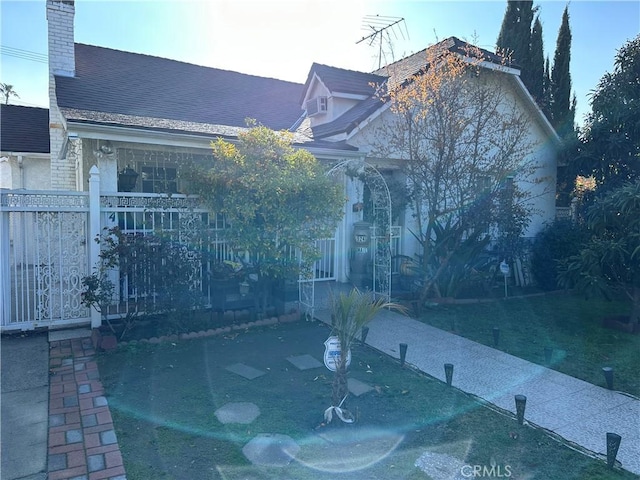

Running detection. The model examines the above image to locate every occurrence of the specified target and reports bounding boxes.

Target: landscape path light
[606,432,622,469]
[361,326,369,344]
[514,394,527,425]
[602,367,614,390]
[444,363,454,386]
[544,346,553,364]
[399,343,408,367]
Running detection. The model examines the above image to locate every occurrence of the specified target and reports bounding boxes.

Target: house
[0,0,559,330]
[0,104,51,189]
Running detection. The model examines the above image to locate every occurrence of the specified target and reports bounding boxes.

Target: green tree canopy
[496,1,536,95]
[543,57,552,119]
[550,6,575,136]
[559,180,640,327]
[529,16,545,104]
[189,122,345,286]
[578,34,640,193]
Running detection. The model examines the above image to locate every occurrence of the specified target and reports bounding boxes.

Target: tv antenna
[357,15,409,70]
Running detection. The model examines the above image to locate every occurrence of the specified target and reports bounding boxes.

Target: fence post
[0,199,10,327]
[88,166,101,328]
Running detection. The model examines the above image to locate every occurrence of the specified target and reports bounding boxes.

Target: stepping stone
[415,450,468,479]
[297,427,403,472]
[286,354,323,370]
[242,433,300,467]
[347,378,374,396]
[225,363,266,380]
[215,402,260,424]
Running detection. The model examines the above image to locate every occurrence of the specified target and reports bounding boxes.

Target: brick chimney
[47,0,77,190]
[47,0,75,77]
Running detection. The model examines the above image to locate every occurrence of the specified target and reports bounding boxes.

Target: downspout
[17,155,24,189]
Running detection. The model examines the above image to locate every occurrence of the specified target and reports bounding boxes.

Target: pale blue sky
[1,0,638,127]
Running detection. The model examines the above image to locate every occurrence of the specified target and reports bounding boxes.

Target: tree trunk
[332,363,348,407]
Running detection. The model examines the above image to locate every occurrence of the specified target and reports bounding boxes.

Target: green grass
[415,292,640,397]
[97,322,636,479]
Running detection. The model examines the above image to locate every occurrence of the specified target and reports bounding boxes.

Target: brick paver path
[48,337,126,480]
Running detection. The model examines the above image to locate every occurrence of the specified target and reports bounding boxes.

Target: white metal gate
[1,191,91,330]
[314,237,336,281]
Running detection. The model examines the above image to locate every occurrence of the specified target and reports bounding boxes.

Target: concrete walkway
[1,333,49,480]
[315,306,640,476]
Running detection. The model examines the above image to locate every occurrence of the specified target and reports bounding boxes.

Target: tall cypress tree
[543,57,552,119]
[529,15,544,104]
[496,1,536,96]
[550,6,574,135]
[496,1,520,62]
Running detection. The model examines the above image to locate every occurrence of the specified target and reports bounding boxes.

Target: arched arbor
[299,159,393,318]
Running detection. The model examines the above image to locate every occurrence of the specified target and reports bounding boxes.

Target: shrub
[530,219,589,291]
[82,227,203,338]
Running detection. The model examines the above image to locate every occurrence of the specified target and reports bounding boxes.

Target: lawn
[414,292,640,397]
[97,321,635,479]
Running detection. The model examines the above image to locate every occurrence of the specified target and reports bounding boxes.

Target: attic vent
[306,96,328,116]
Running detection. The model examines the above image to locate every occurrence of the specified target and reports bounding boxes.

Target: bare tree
[373,40,547,304]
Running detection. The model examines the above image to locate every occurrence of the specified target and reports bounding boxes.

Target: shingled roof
[0,104,50,154]
[301,63,387,100]
[308,37,518,140]
[311,96,384,139]
[55,44,306,132]
[374,36,518,88]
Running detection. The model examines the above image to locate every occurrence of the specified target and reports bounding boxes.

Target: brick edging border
[95,311,301,351]
[48,337,126,480]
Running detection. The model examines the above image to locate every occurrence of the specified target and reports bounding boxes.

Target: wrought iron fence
[1,175,343,331]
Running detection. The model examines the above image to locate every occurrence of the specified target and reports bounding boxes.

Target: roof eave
[66,119,238,150]
[510,76,561,145]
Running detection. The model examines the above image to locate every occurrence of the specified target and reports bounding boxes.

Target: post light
[514,394,527,425]
[606,433,622,469]
[361,326,369,344]
[399,343,408,367]
[444,363,454,386]
[602,367,614,390]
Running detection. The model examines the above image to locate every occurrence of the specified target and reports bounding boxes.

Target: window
[141,166,178,193]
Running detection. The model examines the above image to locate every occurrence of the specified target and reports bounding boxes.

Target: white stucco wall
[0,155,51,190]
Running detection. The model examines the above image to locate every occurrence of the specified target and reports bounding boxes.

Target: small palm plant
[325,288,405,423]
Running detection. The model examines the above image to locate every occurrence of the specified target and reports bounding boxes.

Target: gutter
[511,76,561,145]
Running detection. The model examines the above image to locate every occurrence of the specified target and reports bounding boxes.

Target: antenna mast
[357,15,409,70]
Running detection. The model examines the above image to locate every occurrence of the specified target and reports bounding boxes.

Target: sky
[1,0,639,127]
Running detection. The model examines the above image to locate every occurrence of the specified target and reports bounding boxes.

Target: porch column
[88,166,101,328]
